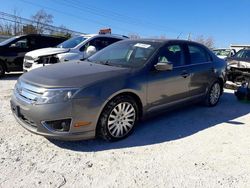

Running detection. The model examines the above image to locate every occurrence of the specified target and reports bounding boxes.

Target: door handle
[181,72,190,78]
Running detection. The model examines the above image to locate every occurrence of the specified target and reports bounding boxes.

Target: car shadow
[50,91,250,152]
[1,73,22,80]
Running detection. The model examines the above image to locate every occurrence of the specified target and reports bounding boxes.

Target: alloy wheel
[210,83,221,105]
[107,102,136,138]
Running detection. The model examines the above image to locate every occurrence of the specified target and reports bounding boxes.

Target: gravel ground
[0,73,250,188]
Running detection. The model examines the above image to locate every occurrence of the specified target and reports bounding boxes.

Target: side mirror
[154,62,173,71]
[85,45,97,58]
[10,43,16,48]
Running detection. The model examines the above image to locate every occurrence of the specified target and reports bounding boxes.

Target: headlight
[35,88,78,105]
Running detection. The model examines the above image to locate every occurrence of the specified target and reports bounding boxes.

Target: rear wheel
[97,95,139,141]
[0,64,5,78]
[204,81,221,106]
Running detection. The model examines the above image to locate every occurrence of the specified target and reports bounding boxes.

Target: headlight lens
[35,88,78,105]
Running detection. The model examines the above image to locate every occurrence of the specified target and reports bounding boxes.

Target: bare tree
[193,35,215,49]
[0,22,13,35]
[31,9,53,34]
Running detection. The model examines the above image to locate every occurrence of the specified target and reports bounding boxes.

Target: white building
[230,44,250,52]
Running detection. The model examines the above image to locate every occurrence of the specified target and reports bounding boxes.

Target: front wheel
[204,81,221,107]
[0,64,5,78]
[97,95,139,141]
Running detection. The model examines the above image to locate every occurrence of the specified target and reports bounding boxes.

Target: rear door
[186,44,215,96]
[147,43,191,109]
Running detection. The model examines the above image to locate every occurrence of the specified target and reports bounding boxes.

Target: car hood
[217,55,227,60]
[25,47,70,58]
[227,58,250,69]
[20,61,131,88]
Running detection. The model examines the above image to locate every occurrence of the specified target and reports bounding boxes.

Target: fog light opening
[44,119,71,132]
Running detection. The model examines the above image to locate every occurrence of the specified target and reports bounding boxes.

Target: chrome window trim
[173,61,212,69]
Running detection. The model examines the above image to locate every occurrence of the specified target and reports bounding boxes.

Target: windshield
[234,49,250,59]
[0,36,19,46]
[88,40,159,68]
[57,36,87,48]
[213,49,230,56]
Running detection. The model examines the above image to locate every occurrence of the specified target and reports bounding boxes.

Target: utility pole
[187,33,191,41]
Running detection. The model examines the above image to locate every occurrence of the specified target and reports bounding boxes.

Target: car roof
[78,33,128,39]
[123,39,205,46]
[17,34,67,39]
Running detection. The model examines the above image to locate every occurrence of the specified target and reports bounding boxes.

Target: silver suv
[23,33,127,72]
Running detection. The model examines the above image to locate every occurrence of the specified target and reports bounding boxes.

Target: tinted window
[188,45,211,64]
[235,49,250,59]
[80,37,122,52]
[157,44,184,67]
[9,38,28,49]
[39,37,62,48]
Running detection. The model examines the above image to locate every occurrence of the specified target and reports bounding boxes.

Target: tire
[0,63,5,78]
[204,81,221,107]
[97,95,139,141]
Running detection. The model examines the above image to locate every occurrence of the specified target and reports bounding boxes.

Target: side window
[9,38,28,49]
[188,45,211,64]
[108,37,122,45]
[29,37,37,48]
[41,37,61,48]
[157,44,184,67]
[89,37,106,51]
[81,37,122,52]
[80,38,103,52]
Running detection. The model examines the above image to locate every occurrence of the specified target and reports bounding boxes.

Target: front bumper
[10,93,97,141]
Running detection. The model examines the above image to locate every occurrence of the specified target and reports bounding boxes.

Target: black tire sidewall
[97,95,139,141]
[206,81,221,107]
[0,64,5,77]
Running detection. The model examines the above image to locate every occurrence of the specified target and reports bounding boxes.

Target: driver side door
[6,36,32,71]
[147,43,191,111]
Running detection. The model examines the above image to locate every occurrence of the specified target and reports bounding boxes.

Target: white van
[23,33,127,72]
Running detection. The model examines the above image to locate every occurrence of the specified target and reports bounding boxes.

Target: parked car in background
[23,32,128,72]
[227,48,250,83]
[0,34,67,77]
[11,39,226,141]
[213,48,236,60]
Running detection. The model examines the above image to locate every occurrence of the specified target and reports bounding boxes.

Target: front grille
[37,56,59,64]
[15,81,45,104]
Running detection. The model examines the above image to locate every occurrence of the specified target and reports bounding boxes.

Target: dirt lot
[0,73,250,188]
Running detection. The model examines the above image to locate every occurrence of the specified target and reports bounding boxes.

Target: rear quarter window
[188,45,212,64]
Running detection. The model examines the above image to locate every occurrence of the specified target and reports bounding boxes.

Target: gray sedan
[10,39,227,141]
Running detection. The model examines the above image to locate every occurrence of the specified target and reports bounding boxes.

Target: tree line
[0,9,75,38]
